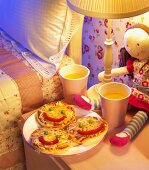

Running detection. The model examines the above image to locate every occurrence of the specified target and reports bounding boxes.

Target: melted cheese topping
[68,116,107,144]
[31,127,70,154]
[37,101,76,128]
[77,116,101,131]
[43,134,56,141]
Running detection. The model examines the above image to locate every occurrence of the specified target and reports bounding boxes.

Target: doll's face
[124,28,149,61]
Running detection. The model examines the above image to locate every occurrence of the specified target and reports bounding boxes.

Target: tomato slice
[38,136,59,145]
[77,123,105,135]
[44,113,65,122]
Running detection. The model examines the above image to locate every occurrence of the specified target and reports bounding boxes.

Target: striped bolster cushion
[0,47,44,113]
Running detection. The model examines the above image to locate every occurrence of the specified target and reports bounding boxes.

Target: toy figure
[107,24,149,146]
[73,23,149,147]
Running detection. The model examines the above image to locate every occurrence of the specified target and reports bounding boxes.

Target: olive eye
[137,43,140,46]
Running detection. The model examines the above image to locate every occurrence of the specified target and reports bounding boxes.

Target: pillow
[0,0,81,64]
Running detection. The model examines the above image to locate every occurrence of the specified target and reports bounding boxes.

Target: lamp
[66,0,149,107]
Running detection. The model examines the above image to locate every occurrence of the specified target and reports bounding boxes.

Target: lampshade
[66,0,149,18]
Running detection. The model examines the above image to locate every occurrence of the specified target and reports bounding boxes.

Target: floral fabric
[82,12,149,88]
[129,88,149,112]
[127,59,149,112]
[132,60,149,93]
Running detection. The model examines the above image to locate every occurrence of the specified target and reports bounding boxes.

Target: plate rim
[22,106,108,157]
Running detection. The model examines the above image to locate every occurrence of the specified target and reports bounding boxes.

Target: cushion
[0,0,81,64]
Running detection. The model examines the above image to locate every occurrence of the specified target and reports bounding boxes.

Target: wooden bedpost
[66,16,84,64]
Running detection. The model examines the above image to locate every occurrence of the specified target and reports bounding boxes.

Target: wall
[82,12,149,88]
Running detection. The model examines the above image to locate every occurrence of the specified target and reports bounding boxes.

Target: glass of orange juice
[98,82,131,130]
[59,64,90,104]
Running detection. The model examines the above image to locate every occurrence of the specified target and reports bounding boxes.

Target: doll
[108,24,149,146]
[73,23,149,147]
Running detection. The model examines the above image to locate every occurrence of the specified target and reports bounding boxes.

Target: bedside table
[20,109,149,170]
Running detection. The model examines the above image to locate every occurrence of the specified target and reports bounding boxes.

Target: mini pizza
[68,116,108,144]
[36,101,76,129]
[30,127,71,154]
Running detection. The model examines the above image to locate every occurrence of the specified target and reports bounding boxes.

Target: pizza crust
[30,127,71,154]
[36,101,76,129]
[68,116,108,144]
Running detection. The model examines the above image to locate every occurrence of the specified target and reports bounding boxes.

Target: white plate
[23,106,108,157]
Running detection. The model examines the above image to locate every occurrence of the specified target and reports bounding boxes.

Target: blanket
[0,46,74,169]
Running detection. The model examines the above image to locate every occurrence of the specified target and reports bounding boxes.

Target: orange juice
[103,92,128,99]
[64,73,84,79]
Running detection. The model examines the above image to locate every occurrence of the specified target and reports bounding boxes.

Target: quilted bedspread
[0,45,74,169]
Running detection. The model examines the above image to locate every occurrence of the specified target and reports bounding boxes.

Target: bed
[0,0,83,169]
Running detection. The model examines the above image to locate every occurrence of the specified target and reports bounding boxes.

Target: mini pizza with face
[30,127,71,154]
[68,116,108,144]
[36,101,76,129]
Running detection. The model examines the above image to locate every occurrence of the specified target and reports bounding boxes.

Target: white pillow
[0,0,80,64]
